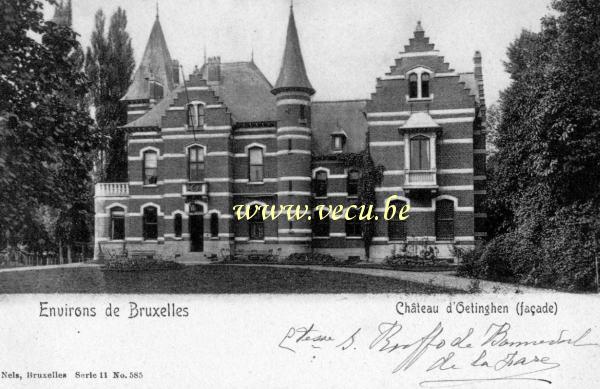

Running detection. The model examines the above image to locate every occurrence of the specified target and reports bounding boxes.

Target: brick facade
[94,13,486,263]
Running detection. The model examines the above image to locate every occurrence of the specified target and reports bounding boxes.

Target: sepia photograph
[1,0,600,387]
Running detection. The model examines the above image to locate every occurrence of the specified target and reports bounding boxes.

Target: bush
[285,252,349,266]
[102,258,184,272]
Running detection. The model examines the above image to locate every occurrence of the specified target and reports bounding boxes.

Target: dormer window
[186,102,205,128]
[406,68,433,100]
[331,134,346,152]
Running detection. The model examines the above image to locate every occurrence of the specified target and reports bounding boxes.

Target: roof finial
[415,20,424,32]
[156,1,159,19]
[203,44,207,64]
[251,47,254,62]
[290,0,293,10]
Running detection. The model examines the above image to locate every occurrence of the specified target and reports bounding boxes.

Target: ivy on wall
[337,151,384,259]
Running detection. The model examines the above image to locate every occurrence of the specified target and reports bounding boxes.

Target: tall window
[435,199,455,241]
[143,206,158,240]
[388,200,407,241]
[421,73,430,98]
[143,150,158,185]
[188,146,205,181]
[347,169,360,197]
[187,102,205,128]
[312,211,330,237]
[248,147,264,182]
[110,207,125,240]
[299,105,307,123]
[408,73,418,98]
[314,171,328,197]
[248,205,264,240]
[345,206,361,237]
[174,214,182,238]
[210,213,219,238]
[410,135,430,170]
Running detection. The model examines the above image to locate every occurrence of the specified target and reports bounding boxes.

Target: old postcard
[1,0,600,387]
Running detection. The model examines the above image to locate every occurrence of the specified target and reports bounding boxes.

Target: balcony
[404,170,438,193]
[183,182,208,196]
[95,182,129,197]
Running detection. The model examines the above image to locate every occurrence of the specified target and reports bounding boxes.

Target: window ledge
[142,184,159,188]
[248,240,265,243]
[209,237,219,240]
[346,236,362,240]
[347,195,359,199]
[314,196,328,200]
[247,181,265,185]
[143,240,158,243]
[109,239,125,243]
[313,236,330,239]
[406,95,434,102]
[173,237,183,241]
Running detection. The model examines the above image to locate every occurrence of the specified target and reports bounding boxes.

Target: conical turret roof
[272,6,314,95]
[122,16,174,101]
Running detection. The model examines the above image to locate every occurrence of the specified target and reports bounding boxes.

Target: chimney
[206,56,221,84]
[172,59,180,85]
[473,51,486,115]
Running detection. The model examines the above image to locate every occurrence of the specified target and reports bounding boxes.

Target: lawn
[0,264,459,293]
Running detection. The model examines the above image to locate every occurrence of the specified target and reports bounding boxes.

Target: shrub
[102,258,184,272]
[285,252,343,266]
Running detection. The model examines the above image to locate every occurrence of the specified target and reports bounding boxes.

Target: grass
[0,264,459,294]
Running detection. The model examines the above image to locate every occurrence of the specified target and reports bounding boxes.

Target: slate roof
[212,62,277,122]
[401,112,440,129]
[272,6,314,95]
[311,100,368,155]
[123,85,182,128]
[122,17,174,101]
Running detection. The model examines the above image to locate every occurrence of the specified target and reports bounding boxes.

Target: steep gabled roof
[272,6,314,95]
[122,17,174,101]
[213,62,277,122]
[311,100,368,155]
[123,85,182,128]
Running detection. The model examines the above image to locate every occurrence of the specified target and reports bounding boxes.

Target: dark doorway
[189,215,204,252]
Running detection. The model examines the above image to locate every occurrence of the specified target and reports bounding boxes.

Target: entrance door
[189,215,204,252]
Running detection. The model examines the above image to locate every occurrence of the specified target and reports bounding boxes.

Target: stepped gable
[272,5,314,95]
[123,85,182,129]
[387,21,453,75]
[210,62,277,123]
[122,16,174,101]
[311,100,368,155]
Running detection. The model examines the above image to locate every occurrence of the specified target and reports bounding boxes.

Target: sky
[46,0,552,104]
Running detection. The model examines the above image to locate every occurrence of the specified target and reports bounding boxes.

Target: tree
[85,7,134,182]
[0,0,103,254]
[482,0,600,290]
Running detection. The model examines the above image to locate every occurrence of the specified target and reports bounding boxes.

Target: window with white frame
[186,102,205,128]
[347,169,360,197]
[188,146,205,181]
[313,171,328,197]
[409,135,431,170]
[248,147,264,182]
[143,206,158,240]
[110,207,125,240]
[407,69,433,99]
[142,150,158,185]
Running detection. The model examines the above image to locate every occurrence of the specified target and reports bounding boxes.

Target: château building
[94,6,487,262]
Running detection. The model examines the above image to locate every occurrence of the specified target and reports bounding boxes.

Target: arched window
[143,206,158,240]
[388,200,407,241]
[410,135,430,170]
[248,205,264,240]
[421,73,430,98]
[347,169,360,197]
[186,102,205,128]
[312,211,330,237]
[188,146,205,182]
[210,213,219,238]
[248,147,264,182]
[435,199,455,241]
[408,73,418,98]
[142,150,158,185]
[110,207,125,240]
[345,206,361,237]
[174,214,182,238]
[314,171,328,197]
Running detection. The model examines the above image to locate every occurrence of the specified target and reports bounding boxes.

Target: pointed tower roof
[52,0,72,26]
[272,5,314,95]
[121,16,174,101]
